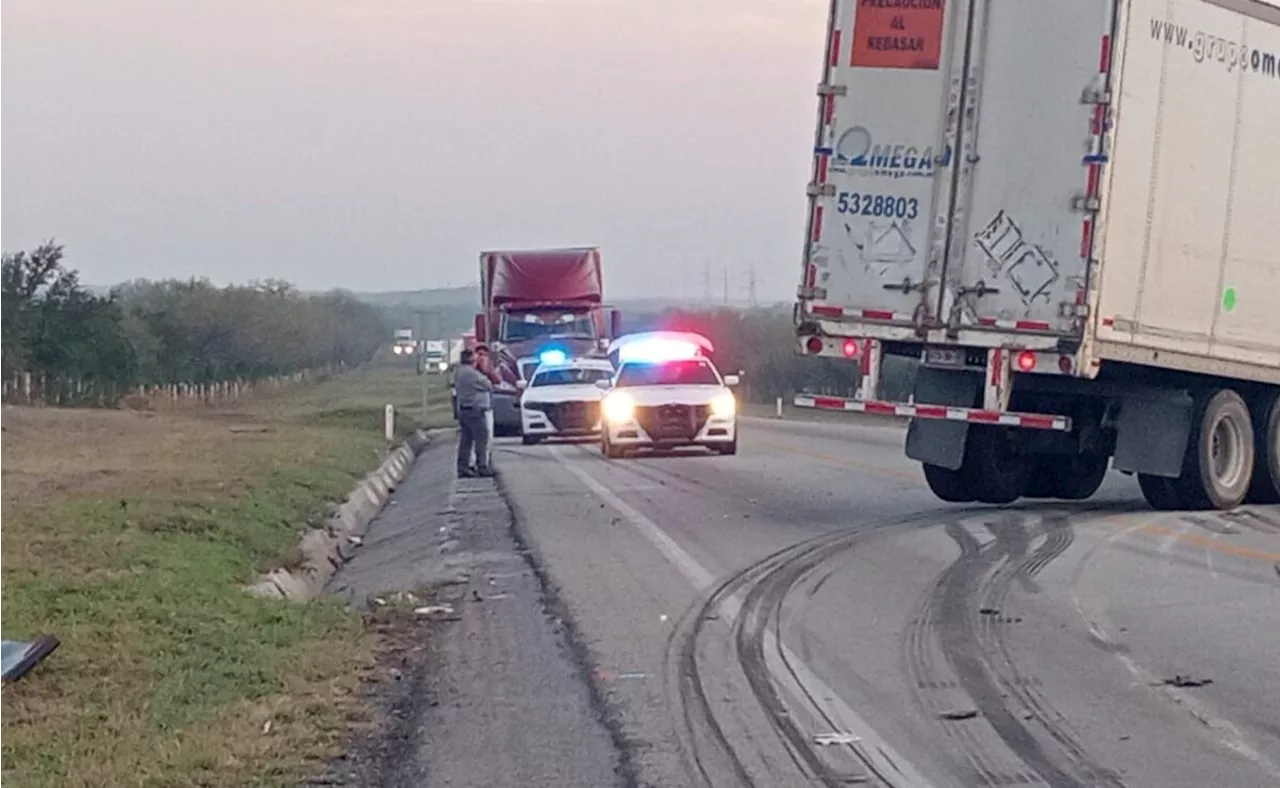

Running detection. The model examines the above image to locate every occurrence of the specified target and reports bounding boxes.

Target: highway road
[494,416,1280,788]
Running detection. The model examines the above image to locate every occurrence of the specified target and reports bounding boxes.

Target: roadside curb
[245,428,440,602]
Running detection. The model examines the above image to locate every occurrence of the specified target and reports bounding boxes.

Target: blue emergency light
[539,348,568,366]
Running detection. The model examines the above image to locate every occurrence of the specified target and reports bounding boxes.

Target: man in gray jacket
[454,346,500,477]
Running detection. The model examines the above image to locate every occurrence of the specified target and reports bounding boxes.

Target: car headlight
[602,392,635,423]
[710,392,736,418]
[393,345,403,355]
[437,361,448,371]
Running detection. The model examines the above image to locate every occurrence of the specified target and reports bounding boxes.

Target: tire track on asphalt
[550,443,950,787]
[909,504,1145,787]
[667,510,955,787]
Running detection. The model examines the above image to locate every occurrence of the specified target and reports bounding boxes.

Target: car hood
[521,384,606,405]
[609,385,728,407]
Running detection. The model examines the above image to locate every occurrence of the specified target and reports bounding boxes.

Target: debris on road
[813,732,862,746]
[979,607,1000,616]
[1161,674,1213,688]
[2,635,61,682]
[414,604,455,616]
[346,535,364,546]
[940,709,980,721]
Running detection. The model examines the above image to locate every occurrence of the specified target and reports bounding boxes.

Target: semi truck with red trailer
[793,0,1279,510]
[473,247,620,435]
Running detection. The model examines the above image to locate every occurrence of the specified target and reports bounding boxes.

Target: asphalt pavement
[495,416,1280,788]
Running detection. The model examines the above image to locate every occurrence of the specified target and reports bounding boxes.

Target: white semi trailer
[793,0,1280,510]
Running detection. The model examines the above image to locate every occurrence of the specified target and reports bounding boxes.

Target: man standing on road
[454,346,500,478]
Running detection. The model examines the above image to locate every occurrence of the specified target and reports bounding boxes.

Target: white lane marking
[551,446,936,788]
[1070,517,1280,781]
[1157,519,1195,579]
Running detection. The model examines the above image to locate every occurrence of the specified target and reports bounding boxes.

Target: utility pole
[722,268,729,306]
[748,265,758,308]
[702,260,712,304]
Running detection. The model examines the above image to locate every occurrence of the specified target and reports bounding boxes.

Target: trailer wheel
[1138,474,1183,511]
[968,426,1031,505]
[922,463,976,503]
[1246,392,1280,504]
[1049,455,1111,498]
[1177,389,1254,510]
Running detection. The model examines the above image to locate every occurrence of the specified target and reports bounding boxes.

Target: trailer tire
[1176,389,1254,510]
[968,426,1031,505]
[1049,455,1111,498]
[922,463,976,503]
[1138,474,1183,510]
[1245,391,1280,504]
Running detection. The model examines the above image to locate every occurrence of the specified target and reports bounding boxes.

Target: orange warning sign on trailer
[850,0,946,71]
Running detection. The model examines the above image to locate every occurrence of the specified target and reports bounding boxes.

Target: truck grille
[635,404,710,442]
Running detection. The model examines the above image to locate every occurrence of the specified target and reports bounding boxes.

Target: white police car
[518,356,616,445]
[596,332,739,458]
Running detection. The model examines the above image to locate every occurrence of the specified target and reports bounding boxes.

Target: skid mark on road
[903,506,1134,787]
[549,445,940,788]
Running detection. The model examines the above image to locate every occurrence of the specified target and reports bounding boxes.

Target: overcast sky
[2,0,826,300]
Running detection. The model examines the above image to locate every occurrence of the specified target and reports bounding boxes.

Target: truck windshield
[502,312,597,342]
[616,359,719,387]
[531,368,613,387]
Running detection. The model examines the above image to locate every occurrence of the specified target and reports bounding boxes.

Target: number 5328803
[836,192,919,220]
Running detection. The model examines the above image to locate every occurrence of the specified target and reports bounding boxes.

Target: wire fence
[2,366,341,410]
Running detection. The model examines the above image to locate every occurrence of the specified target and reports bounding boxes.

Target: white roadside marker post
[384,404,395,443]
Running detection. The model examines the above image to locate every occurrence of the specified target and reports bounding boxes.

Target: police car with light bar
[518,354,615,445]
[596,332,739,458]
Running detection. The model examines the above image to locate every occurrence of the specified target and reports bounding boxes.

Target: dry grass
[0,363,452,787]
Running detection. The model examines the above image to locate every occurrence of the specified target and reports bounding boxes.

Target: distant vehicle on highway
[597,332,739,458]
[392,328,416,357]
[422,339,449,373]
[518,354,615,445]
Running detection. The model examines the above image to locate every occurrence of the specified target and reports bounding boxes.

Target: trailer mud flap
[904,367,981,470]
[1113,392,1193,478]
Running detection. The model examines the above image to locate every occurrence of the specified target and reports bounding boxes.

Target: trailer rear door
[801,0,1113,342]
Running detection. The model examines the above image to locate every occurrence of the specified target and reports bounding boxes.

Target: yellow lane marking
[757,438,1280,566]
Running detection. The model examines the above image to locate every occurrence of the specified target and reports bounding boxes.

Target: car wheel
[717,439,737,456]
[521,435,542,446]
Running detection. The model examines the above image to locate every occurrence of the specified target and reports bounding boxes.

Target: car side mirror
[516,380,527,390]
[594,379,612,391]
[724,374,740,387]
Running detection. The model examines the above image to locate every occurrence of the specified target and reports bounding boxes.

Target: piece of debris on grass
[228,425,271,434]
[413,604,454,616]
[940,709,980,721]
[1161,674,1213,688]
[813,732,861,746]
[1,635,61,682]
[346,535,364,546]
[979,607,1000,616]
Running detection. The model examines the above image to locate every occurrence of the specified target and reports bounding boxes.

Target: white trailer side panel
[1095,0,1280,373]
[801,0,1112,342]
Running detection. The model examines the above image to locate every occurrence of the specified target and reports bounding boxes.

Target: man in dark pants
[454,347,499,477]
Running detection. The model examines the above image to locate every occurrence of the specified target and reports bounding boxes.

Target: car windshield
[531,367,613,387]
[615,359,719,387]
[502,312,597,341]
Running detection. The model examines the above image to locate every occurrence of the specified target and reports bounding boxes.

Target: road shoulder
[310,440,624,788]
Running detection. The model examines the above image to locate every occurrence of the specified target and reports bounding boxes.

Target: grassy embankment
[1,362,453,787]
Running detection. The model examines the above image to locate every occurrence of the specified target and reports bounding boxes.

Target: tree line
[2,242,390,405]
